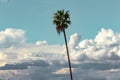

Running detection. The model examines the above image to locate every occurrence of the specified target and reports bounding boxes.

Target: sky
[0,0,120,44]
[1,0,120,80]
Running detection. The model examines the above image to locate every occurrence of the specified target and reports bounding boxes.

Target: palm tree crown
[53,10,71,34]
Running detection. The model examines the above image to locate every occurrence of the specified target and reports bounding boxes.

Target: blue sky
[0,0,120,44]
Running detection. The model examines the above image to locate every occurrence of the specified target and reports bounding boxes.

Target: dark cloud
[0,60,49,70]
[79,62,120,70]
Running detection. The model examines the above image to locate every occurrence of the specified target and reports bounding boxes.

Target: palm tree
[53,10,73,80]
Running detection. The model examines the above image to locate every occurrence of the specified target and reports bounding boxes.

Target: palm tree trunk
[63,29,73,80]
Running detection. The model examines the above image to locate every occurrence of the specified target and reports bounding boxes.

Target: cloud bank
[0,28,120,80]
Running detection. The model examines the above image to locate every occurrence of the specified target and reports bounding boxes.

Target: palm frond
[53,9,71,35]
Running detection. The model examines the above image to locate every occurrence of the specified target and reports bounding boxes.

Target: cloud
[68,33,81,49]
[0,28,120,80]
[0,28,26,48]
[53,68,75,74]
[69,28,120,62]
[0,50,7,67]
[1,44,64,65]
[0,60,49,70]
[36,40,47,46]
[94,28,120,47]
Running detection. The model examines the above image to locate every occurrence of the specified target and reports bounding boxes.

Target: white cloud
[53,68,75,74]
[95,28,120,47]
[0,28,26,48]
[70,28,120,61]
[36,40,47,46]
[0,50,7,66]
[0,28,120,80]
[68,33,81,49]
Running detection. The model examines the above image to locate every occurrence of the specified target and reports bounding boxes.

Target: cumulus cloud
[0,28,26,48]
[1,44,64,65]
[70,28,120,62]
[0,28,120,80]
[95,28,120,47]
[68,33,81,49]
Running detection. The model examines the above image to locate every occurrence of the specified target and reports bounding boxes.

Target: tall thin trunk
[63,29,73,80]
